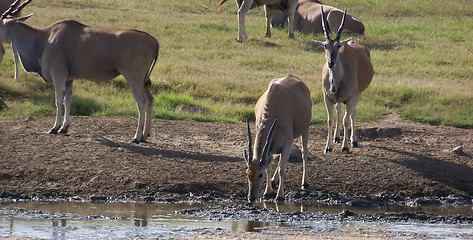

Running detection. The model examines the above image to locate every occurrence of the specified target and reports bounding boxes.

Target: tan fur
[321,41,373,103]
[271,2,365,34]
[0,7,159,143]
[316,39,373,154]
[246,75,312,201]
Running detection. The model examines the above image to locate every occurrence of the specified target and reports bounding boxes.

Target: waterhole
[1,201,472,239]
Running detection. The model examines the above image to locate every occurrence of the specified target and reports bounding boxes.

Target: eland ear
[312,40,325,47]
[340,38,352,46]
[16,13,33,22]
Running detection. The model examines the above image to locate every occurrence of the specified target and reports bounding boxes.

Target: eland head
[312,6,350,69]
[244,119,276,202]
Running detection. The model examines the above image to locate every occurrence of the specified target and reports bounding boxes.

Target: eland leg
[12,45,20,80]
[333,103,342,143]
[301,129,309,189]
[126,79,149,143]
[264,5,272,37]
[58,80,73,134]
[275,146,291,201]
[263,155,275,199]
[142,79,154,141]
[324,95,335,153]
[287,2,297,38]
[237,0,253,42]
[270,157,280,190]
[342,96,360,152]
[349,95,360,148]
[49,75,68,135]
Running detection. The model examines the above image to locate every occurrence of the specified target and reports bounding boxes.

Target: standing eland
[312,7,373,153]
[0,0,21,79]
[0,0,159,143]
[217,0,298,42]
[244,75,312,202]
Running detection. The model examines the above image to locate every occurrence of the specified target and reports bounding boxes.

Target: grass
[0,0,471,128]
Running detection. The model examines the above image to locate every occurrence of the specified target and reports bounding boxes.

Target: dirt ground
[0,114,472,202]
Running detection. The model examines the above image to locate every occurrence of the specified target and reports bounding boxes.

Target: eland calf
[0,0,159,143]
[244,75,312,202]
[0,0,20,79]
[217,0,298,42]
[312,7,373,153]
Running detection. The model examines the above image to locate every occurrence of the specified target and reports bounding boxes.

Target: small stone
[452,146,463,154]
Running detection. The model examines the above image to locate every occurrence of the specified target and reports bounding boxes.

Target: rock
[452,146,463,154]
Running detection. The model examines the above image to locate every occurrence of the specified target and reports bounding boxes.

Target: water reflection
[0,201,472,240]
[231,220,281,232]
[257,201,473,216]
[52,218,67,240]
[52,218,67,227]
[132,203,149,227]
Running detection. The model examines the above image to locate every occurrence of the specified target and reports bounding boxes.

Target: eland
[0,0,159,143]
[0,0,20,79]
[217,0,298,42]
[312,7,373,153]
[244,75,312,202]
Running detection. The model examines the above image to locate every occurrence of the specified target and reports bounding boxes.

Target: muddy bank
[1,114,472,205]
[178,202,473,224]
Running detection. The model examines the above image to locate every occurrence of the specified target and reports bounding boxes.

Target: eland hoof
[263,192,276,200]
[301,184,310,190]
[352,142,359,148]
[334,137,341,143]
[324,147,332,153]
[131,139,140,144]
[48,129,58,135]
[58,129,68,135]
[342,147,350,153]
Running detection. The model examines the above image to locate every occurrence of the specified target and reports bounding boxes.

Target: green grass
[0,0,472,127]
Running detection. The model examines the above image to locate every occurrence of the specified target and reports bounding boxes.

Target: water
[1,201,472,239]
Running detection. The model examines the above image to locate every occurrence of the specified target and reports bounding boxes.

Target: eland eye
[259,174,263,178]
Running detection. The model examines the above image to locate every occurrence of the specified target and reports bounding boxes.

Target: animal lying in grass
[271,0,365,34]
[312,7,373,153]
[0,0,159,143]
[244,75,312,202]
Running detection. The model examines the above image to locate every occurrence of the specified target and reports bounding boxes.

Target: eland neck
[252,117,273,162]
[6,21,46,58]
[328,56,344,95]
